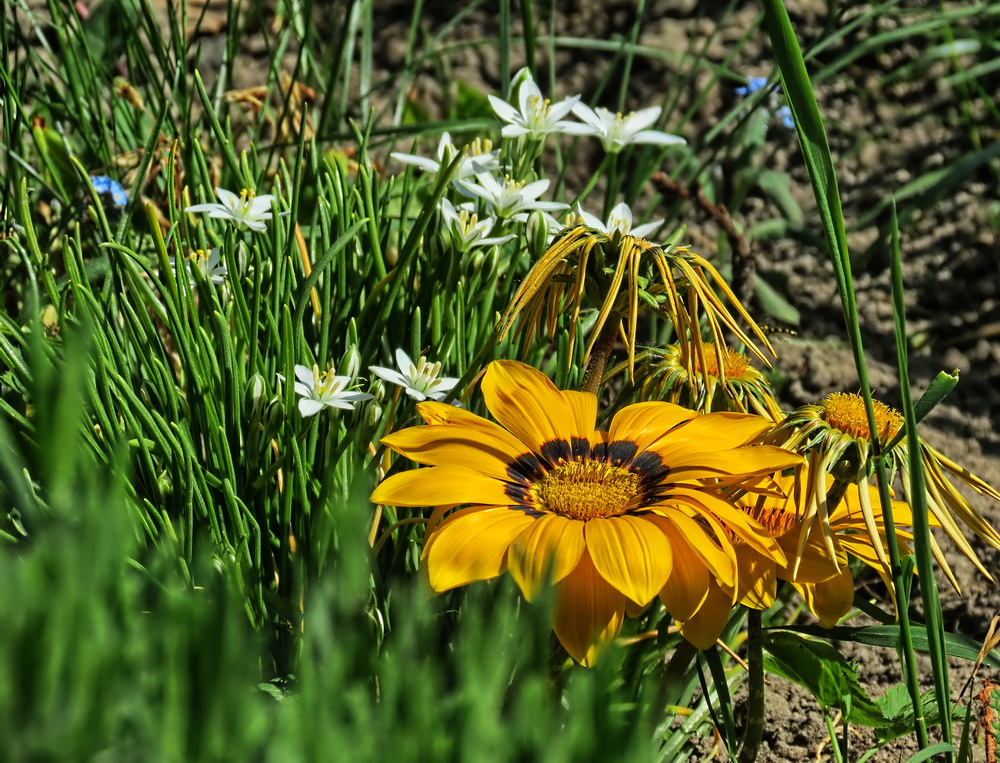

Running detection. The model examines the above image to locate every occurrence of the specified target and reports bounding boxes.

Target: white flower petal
[631,219,665,239]
[369,365,407,387]
[298,398,325,417]
[625,106,662,133]
[632,130,686,146]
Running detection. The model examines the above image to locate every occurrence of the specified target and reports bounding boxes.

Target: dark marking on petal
[571,436,591,460]
[508,504,546,519]
[630,451,668,481]
[607,440,639,466]
[540,438,572,465]
[506,453,547,484]
[504,482,533,504]
[591,441,608,461]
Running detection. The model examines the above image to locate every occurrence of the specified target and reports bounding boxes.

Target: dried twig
[651,172,757,306]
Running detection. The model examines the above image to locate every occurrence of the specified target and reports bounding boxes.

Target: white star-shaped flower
[458,165,568,222]
[571,104,686,154]
[391,132,501,183]
[278,364,372,417]
[169,247,229,287]
[370,349,458,402]
[439,199,515,253]
[191,247,228,284]
[575,201,664,240]
[488,68,592,139]
[185,187,279,232]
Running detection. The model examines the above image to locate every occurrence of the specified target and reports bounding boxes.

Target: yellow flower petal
[382,423,530,480]
[677,582,735,650]
[646,515,709,621]
[507,514,586,601]
[776,529,842,584]
[482,361,591,458]
[423,507,538,592]
[735,544,776,610]
[607,401,697,453]
[665,446,804,485]
[585,515,673,606]
[552,551,626,666]
[650,509,736,589]
[667,487,786,565]
[645,411,774,455]
[794,567,854,628]
[370,465,512,507]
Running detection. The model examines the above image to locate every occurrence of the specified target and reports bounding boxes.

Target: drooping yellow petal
[382,423,531,480]
[649,509,736,588]
[676,582,736,650]
[585,515,673,606]
[481,361,589,457]
[423,507,538,592]
[776,529,842,584]
[793,567,854,628]
[370,465,512,507]
[607,401,696,453]
[552,550,627,667]
[734,544,777,611]
[507,513,586,601]
[647,515,709,621]
[667,487,786,565]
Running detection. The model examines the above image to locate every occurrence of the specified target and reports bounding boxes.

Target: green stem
[655,638,698,712]
[737,609,765,763]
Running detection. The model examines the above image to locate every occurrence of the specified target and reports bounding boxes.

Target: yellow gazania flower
[370,360,802,665]
[611,342,783,420]
[497,225,774,382]
[675,470,921,643]
[742,469,922,627]
[768,392,1000,587]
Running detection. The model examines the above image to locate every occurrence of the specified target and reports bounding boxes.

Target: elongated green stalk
[760,0,929,749]
[737,610,765,763]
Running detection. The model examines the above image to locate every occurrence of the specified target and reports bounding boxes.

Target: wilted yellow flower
[498,226,774,385]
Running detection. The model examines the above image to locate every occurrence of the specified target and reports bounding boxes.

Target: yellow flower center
[821,392,903,446]
[239,188,256,211]
[745,504,800,538]
[535,460,641,520]
[694,344,750,379]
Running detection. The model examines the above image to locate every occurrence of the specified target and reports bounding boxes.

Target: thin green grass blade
[889,202,953,756]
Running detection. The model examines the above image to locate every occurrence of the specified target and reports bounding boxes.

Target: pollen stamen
[821,392,903,446]
[534,460,641,520]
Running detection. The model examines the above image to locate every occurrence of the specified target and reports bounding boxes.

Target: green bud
[525,209,552,260]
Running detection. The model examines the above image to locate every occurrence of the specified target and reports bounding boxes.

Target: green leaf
[762,631,884,726]
[755,169,804,228]
[874,685,955,744]
[776,624,1000,668]
[753,272,801,325]
[30,124,76,202]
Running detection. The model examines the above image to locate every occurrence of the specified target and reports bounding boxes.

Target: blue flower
[776,106,794,129]
[90,176,129,207]
[735,76,769,97]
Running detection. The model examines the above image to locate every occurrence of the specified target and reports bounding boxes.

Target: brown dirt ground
[27,0,1000,759]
